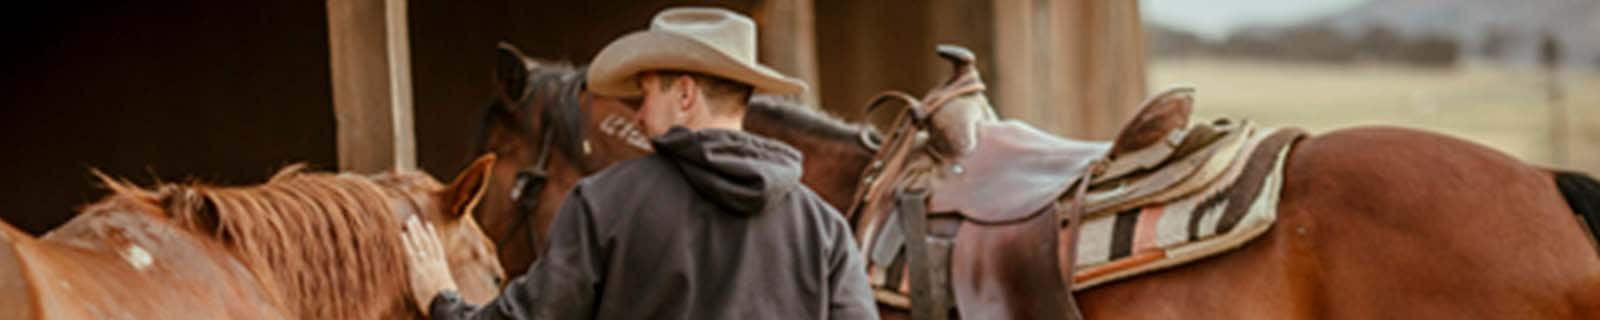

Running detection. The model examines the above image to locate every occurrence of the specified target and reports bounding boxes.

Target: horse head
[368,154,506,305]
[473,42,650,276]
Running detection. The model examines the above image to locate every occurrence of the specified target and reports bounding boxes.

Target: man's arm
[406,187,607,320]
[826,218,879,320]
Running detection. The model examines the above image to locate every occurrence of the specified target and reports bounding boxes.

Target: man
[400,7,878,320]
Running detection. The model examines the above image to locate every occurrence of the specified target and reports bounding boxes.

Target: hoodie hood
[652,127,804,215]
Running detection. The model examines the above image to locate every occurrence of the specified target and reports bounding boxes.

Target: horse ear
[444,154,497,219]
[495,41,532,102]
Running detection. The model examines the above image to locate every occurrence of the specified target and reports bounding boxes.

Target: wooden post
[990,0,1040,128]
[327,0,416,172]
[755,0,821,107]
[990,0,1145,139]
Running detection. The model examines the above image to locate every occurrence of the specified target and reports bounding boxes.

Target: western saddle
[847,45,1211,319]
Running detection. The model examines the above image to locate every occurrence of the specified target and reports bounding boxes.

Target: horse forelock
[157,172,410,319]
[533,64,589,163]
[474,62,588,164]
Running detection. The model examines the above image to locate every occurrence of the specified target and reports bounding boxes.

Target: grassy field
[1148,58,1600,175]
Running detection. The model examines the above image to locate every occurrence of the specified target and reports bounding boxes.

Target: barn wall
[0,0,1146,234]
[812,0,998,123]
[0,0,767,234]
[0,2,335,234]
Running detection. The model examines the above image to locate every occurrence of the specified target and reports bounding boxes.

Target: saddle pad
[1070,127,1305,290]
[1083,122,1252,216]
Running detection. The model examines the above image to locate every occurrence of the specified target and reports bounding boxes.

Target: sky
[1141,0,1372,41]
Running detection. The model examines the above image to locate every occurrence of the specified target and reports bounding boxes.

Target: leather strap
[1056,162,1101,320]
[897,187,947,320]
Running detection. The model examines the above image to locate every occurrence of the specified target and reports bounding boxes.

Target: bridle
[497,122,555,254]
[489,74,562,256]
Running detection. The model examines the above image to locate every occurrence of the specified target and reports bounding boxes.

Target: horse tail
[0,218,39,318]
[1553,170,1600,250]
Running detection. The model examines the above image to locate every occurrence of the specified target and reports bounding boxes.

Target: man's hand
[402,216,460,315]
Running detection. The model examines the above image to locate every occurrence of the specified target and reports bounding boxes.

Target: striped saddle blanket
[868,119,1306,304]
[1070,122,1303,289]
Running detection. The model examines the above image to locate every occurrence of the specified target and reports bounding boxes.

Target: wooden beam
[327,0,416,173]
[755,0,821,106]
[990,0,1145,139]
[990,0,1042,129]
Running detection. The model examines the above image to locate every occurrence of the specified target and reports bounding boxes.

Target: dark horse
[475,43,1600,318]
[471,43,876,276]
[0,156,506,319]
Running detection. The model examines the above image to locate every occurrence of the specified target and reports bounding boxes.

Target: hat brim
[587,30,808,97]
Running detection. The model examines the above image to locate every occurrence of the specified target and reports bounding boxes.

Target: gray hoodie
[430,127,878,320]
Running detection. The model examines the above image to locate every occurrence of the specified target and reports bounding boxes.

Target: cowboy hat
[587,7,808,97]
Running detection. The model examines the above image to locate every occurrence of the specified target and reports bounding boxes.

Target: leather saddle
[849,45,1214,319]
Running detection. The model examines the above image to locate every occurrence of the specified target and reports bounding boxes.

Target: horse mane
[747,95,876,144]
[94,168,410,319]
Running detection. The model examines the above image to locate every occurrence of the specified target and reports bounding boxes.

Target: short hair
[647,71,754,115]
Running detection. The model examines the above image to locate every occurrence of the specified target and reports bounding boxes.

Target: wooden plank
[990,0,1145,139]
[813,0,937,121]
[989,0,1038,125]
[755,0,821,106]
[327,0,416,173]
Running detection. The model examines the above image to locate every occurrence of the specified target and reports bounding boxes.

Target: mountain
[1313,0,1600,67]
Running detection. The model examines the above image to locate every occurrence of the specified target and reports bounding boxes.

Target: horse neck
[182,176,412,319]
[742,103,876,212]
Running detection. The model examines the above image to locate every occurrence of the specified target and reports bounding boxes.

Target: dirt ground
[1148,58,1600,175]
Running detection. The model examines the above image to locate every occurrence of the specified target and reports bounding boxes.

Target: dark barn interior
[0,0,1143,234]
[0,1,759,234]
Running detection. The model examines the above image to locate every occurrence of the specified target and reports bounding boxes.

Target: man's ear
[676,76,698,112]
[443,154,496,219]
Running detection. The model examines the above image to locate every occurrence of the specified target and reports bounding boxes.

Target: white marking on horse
[121,245,153,271]
[598,114,652,150]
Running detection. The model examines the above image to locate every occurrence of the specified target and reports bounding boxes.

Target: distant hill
[1150,0,1600,70]
[1318,0,1598,67]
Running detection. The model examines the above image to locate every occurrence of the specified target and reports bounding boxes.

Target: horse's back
[20,208,287,319]
[1284,126,1600,317]
[1080,126,1600,319]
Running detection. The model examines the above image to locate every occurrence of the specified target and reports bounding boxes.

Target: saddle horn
[936,44,976,86]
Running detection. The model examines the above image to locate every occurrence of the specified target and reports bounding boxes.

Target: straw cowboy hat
[587,7,808,97]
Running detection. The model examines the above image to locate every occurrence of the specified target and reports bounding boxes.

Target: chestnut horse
[474,43,1600,317]
[0,155,507,319]
[472,43,876,276]
[1069,128,1600,318]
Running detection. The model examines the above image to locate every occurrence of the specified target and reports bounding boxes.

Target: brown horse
[479,46,1600,318]
[845,48,1600,318]
[0,155,506,319]
[472,43,878,276]
[1070,127,1600,318]
[477,42,1600,317]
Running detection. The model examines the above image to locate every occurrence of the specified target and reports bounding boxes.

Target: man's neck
[689,101,746,131]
